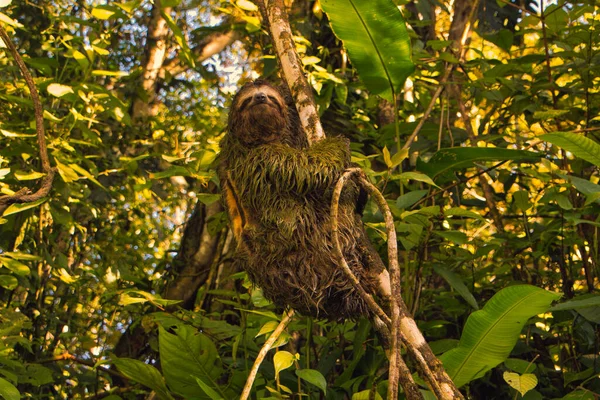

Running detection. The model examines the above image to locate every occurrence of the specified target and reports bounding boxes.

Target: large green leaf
[417,147,541,179]
[112,358,174,400]
[159,325,228,399]
[439,285,561,388]
[321,0,414,102]
[541,132,600,167]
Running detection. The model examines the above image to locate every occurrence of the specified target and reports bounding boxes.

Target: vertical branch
[260,0,325,144]
[240,309,295,400]
[131,0,172,120]
[0,25,55,216]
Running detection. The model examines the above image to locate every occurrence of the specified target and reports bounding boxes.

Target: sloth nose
[253,92,267,103]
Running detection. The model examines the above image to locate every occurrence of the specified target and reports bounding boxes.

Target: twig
[0,25,55,216]
[240,309,295,400]
[402,72,449,150]
[260,0,325,144]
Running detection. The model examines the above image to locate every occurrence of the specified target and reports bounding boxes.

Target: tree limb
[240,309,295,400]
[260,0,324,144]
[0,25,55,216]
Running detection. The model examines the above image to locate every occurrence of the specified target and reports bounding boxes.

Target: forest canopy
[0,0,599,399]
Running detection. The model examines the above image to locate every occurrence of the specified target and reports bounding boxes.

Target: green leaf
[382,146,392,168]
[296,369,327,394]
[0,377,20,400]
[273,351,297,377]
[159,325,226,399]
[321,0,414,102]
[434,230,468,245]
[91,69,129,77]
[418,147,540,178]
[91,7,115,20]
[433,265,478,309]
[47,83,74,97]
[352,389,383,400]
[112,358,174,400]
[161,11,195,68]
[444,207,484,220]
[513,190,531,212]
[14,170,46,180]
[0,275,18,290]
[197,193,221,205]
[195,377,224,400]
[256,321,279,338]
[550,295,600,311]
[503,371,538,396]
[541,132,600,167]
[440,285,561,387]
[0,11,23,28]
[2,197,48,217]
[0,256,30,276]
[396,190,428,209]
[397,171,440,187]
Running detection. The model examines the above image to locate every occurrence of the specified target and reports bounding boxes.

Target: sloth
[217,79,388,320]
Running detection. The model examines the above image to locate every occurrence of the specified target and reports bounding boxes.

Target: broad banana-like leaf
[321,0,414,102]
[541,132,600,167]
[439,285,561,388]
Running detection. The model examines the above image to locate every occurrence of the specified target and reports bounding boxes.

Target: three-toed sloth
[218,79,387,320]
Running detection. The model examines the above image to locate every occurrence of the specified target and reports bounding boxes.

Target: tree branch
[240,309,295,400]
[260,0,324,144]
[0,25,55,216]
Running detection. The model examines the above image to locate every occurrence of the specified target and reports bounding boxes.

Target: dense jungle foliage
[0,0,599,399]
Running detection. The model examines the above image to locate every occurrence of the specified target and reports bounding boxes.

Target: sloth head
[228,79,304,147]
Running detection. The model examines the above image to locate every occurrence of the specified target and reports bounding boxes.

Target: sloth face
[228,80,290,146]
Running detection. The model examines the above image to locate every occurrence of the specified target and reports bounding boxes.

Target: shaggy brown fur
[217,79,385,320]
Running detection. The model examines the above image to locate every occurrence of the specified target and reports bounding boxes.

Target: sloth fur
[217,79,385,320]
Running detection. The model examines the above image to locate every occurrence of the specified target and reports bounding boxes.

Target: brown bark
[131,0,172,120]
[260,0,325,144]
[161,29,241,78]
[163,200,223,307]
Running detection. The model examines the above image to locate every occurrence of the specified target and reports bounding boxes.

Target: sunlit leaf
[273,351,297,377]
[91,69,129,77]
[2,197,48,217]
[91,7,115,20]
[14,170,46,180]
[256,321,279,338]
[0,256,30,276]
[0,377,20,400]
[397,171,440,187]
[47,83,74,97]
[0,11,23,28]
[236,0,257,11]
[541,132,600,167]
[503,371,538,396]
[0,0,13,8]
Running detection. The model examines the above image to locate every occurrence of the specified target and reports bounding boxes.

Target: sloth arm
[247,136,351,194]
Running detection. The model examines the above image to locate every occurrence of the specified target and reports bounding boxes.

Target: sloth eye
[267,95,282,109]
[239,97,252,111]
